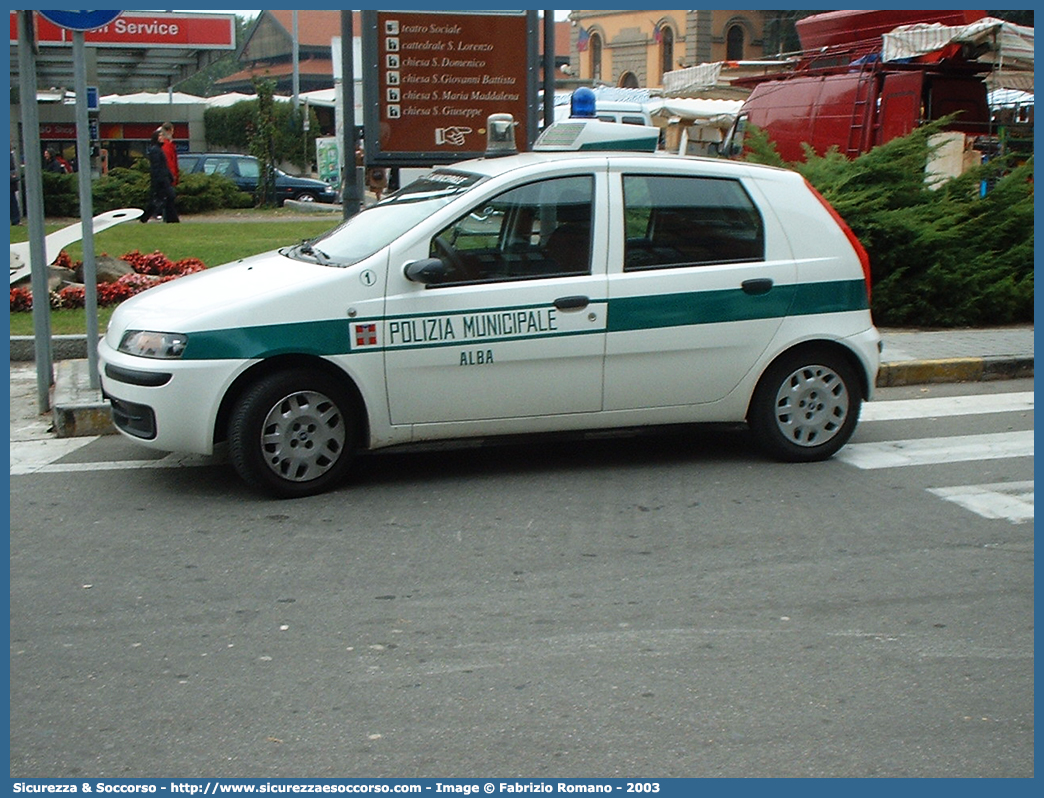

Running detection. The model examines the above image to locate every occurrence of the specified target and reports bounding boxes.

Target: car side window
[203,158,233,177]
[238,159,260,180]
[623,175,764,271]
[428,175,594,285]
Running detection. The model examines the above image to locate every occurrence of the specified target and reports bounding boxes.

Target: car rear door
[231,156,261,193]
[603,163,796,409]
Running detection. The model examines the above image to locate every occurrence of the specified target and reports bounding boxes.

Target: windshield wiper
[288,241,335,266]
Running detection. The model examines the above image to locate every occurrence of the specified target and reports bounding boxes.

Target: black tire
[748,348,862,462]
[229,369,356,498]
[294,191,318,203]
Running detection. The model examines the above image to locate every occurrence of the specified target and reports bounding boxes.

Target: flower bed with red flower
[10,249,206,311]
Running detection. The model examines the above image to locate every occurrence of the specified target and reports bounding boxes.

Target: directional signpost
[31,11,123,393]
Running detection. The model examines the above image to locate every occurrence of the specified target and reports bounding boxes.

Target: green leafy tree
[249,76,278,207]
[204,97,320,171]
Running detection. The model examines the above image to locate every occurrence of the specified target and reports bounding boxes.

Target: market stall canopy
[646,97,743,131]
[99,91,210,106]
[882,17,1034,92]
[97,91,300,108]
[661,61,781,100]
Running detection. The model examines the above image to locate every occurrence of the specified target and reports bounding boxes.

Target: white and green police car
[99,109,880,498]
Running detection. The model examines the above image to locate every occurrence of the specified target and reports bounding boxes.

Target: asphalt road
[9,380,1034,778]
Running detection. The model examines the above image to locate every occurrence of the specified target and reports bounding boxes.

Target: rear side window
[237,158,260,180]
[623,175,764,271]
[201,157,234,177]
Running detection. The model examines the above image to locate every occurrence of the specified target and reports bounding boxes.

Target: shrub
[742,123,1034,327]
[91,165,150,212]
[174,172,253,213]
[39,159,253,216]
[41,171,78,217]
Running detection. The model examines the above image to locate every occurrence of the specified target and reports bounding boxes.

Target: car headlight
[118,330,188,359]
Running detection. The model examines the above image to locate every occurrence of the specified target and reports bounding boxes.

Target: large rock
[47,265,77,292]
[13,254,133,290]
[75,254,133,284]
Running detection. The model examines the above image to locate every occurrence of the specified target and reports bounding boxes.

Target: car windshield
[284,170,487,267]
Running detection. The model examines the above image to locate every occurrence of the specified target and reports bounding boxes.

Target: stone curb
[51,358,116,438]
[282,198,345,214]
[876,356,1034,387]
[10,335,97,362]
[31,350,1032,440]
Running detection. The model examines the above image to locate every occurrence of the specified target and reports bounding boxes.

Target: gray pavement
[8,325,1035,441]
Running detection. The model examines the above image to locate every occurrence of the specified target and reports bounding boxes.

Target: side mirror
[404,257,449,284]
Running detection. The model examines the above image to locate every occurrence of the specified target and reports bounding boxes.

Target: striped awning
[882,17,1034,92]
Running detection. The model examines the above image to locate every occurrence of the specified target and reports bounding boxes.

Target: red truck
[726,10,994,161]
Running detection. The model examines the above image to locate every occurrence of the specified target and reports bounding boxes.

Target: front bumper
[99,339,244,456]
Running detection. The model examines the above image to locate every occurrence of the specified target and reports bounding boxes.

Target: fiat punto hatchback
[99,113,880,498]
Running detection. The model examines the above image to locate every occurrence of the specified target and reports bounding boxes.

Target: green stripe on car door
[606,279,866,333]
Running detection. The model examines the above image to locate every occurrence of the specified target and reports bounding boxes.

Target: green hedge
[40,159,253,216]
[741,123,1034,327]
[204,98,320,171]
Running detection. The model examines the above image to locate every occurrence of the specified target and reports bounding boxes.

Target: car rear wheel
[748,348,861,462]
[229,369,356,498]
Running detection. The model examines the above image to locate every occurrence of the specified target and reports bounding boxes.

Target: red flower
[10,287,33,312]
[12,248,209,312]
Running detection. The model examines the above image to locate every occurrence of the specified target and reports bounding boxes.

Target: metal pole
[543,11,555,129]
[341,11,361,218]
[74,31,100,389]
[292,11,300,108]
[16,10,54,412]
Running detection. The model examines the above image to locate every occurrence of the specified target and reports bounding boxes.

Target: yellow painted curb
[878,357,985,387]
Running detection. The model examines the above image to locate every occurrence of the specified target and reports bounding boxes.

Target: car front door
[383,171,608,426]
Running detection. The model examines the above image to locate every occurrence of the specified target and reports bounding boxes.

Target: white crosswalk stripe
[9,437,98,475]
[9,446,215,476]
[845,391,1033,524]
[860,391,1032,421]
[928,481,1034,525]
[836,430,1034,469]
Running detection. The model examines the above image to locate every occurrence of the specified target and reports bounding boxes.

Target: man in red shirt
[160,122,179,186]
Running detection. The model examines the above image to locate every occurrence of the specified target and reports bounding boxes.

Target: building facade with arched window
[569,10,768,88]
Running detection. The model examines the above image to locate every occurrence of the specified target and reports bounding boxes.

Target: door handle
[554,295,590,311]
[741,278,773,295]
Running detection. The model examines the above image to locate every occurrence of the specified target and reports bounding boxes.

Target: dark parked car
[179,153,338,205]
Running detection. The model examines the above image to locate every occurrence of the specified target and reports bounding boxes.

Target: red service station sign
[10,11,236,49]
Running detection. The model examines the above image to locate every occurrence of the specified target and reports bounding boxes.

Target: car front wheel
[294,191,318,202]
[748,349,861,462]
[229,369,356,498]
